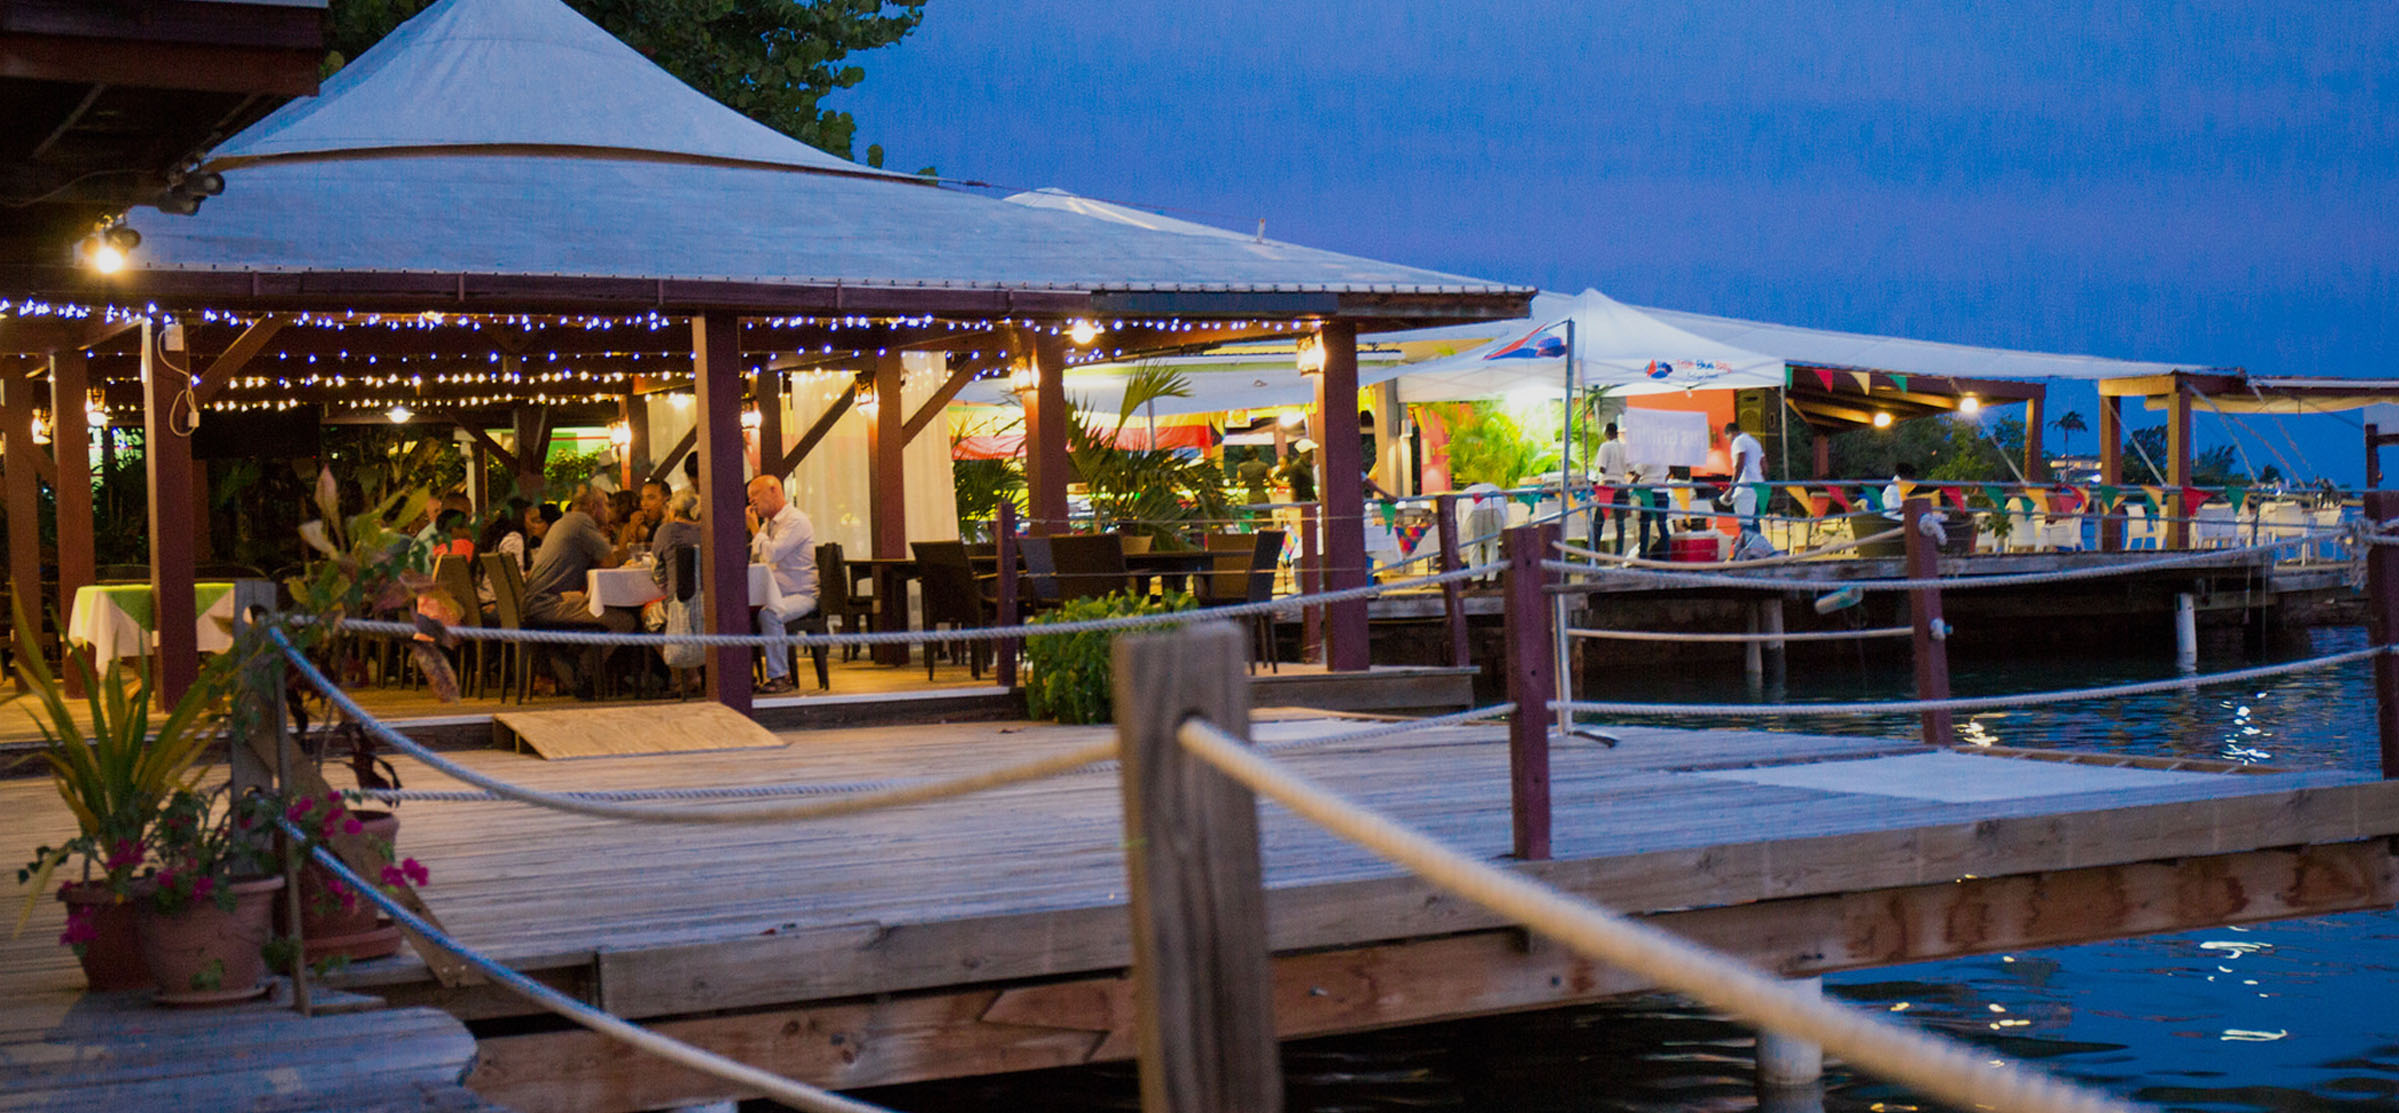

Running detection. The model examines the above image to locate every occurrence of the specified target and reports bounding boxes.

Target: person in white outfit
[745,475,820,693]
[1724,420,1765,532]
[1594,422,1631,554]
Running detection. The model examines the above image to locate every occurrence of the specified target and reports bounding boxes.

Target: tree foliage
[324,0,928,160]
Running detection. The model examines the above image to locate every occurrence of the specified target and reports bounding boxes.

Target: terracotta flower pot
[283,810,405,962]
[134,874,285,1007]
[59,881,150,992]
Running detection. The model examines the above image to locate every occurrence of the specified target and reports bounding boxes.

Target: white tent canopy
[1638,303,2208,383]
[1365,289,1787,401]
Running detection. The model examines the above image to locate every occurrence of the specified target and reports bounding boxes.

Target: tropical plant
[1069,365,1234,547]
[953,459,1026,531]
[137,787,286,919]
[2051,410,2087,455]
[12,613,231,937]
[1021,591,1196,725]
[1435,402,1546,488]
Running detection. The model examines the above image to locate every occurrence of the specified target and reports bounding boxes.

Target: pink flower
[342,818,363,836]
[287,801,313,823]
[103,839,142,872]
[190,876,215,901]
[379,865,407,888]
[59,906,98,947]
[401,858,429,887]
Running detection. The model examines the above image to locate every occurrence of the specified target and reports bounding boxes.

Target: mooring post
[1435,493,1471,669]
[231,595,309,1015]
[1300,506,1322,663]
[1756,976,1825,1089]
[1903,498,1954,746]
[2174,590,2200,672]
[2366,490,2399,779]
[1113,623,1282,1113]
[1761,596,1788,689]
[1744,600,1765,690]
[996,501,1020,688]
[1502,524,1557,860]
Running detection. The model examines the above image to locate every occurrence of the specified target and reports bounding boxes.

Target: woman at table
[475,498,533,572]
[649,489,703,595]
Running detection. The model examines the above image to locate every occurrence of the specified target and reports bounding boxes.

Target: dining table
[845,557,920,666]
[67,582,240,663]
[1122,549,1218,595]
[583,562,778,617]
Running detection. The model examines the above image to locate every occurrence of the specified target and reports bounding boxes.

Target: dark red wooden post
[1028,332,1071,535]
[2097,393,2124,552]
[867,352,906,561]
[142,321,199,706]
[1904,497,1953,746]
[753,364,783,481]
[1435,492,1470,669]
[51,350,95,698]
[1314,321,1370,671]
[1,362,44,690]
[693,314,753,715]
[2365,490,2399,779]
[997,500,1020,687]
[1501,524,1556,860]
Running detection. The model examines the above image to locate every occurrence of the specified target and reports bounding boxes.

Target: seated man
[746,474,820,694]
[521,484,633,695]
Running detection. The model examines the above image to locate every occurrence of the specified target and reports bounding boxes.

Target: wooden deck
[7,706,2396,1111]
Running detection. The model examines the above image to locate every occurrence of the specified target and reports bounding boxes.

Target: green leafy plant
[138,787,286,918]
[1069,365,1233,547]
[12,604,230,939]
[1435,402,1546,488]
[953,458,1026,532]
[1022,591,1196,725]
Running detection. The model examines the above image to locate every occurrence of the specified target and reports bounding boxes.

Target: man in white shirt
[1594,422,1632,555]
[745,475,820,693]
[1725,420,1765,532]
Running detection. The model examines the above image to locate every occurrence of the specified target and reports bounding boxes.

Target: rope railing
[1554,527,1904,570]
[1543,538,2300,594]
[1549,644,2391,718]
[272,626,1113,824]
[336,562,1503,649]
[1172,718,2142,1113]
[278,823,896,1113]
[1568,625,1912,644]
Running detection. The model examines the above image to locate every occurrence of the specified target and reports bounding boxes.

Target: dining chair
[812,543,874,661]
[478,554,538,704]
[1049,534,1131,602]
[431,555,486,699]
[1016,536,1063,614]
[912,541,990,681]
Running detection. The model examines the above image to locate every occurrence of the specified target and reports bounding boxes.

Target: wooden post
[2098,393,2124,552]
[754,367,783,482]
[0,363,43,687]
[2022,392,2047,483]
[1028,333,1071,535]
[1501,524,1555,860]
[1435,493,1469,669]
[1811,431,1830,480]
[1314,322,1370,671]
[2370,424,2383,491]
[626,392,650,487]
[142,320,200,706]
[692,314,753,715]
[50,352,94,698]
[868,352,906,561]
[1903,498,1952,746]
[2366,490,2398,779]
[1112,623,1281,1113]
[2166,376,2193,550]
[996,501,1020,688]
[509,393,546,501]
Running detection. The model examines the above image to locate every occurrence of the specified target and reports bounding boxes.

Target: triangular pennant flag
[1890,373,1910,393]
[2180,487,2210,515]
[1941,485,1968,510]
[1825,485,1855,512]
[1786,486,1821,517]
[1669,487,1693,510]
[1848,370,1875,393]
[1749,482,1772,510]
[1377,499,1395,527]
[2056,487,2085,515]
[2094,484,2121,508]
[1812,367,1839,391]
[2225,486,2248,512]
[1396,520,1432,555]
[2141,485,2166,513]
[1857,489,1883,513]
[2025,489,2051,513]
[1981,483,2010,505]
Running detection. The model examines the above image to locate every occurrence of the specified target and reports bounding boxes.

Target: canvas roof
[1365,289,1788,401]
[109,0,1523,300]
[1637,302,2210,383]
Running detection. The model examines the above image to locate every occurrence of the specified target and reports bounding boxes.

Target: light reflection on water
[854,627,2395,1113]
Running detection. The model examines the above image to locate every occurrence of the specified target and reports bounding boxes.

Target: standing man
[1725,420,1765,533]
[745,474,820,694]
[1595,422,1631,555]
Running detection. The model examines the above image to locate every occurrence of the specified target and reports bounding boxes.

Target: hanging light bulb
[1871,411,1894,429]
[1957,394,1982,415]
[1066,319,1099,345]
[1294,333,1326,375]
[607,419,633,448]
[1008,360,1038,394]
[30,409,51,445]
[739,406,763,430]
[85,391,108,428]
[387,404,413,424]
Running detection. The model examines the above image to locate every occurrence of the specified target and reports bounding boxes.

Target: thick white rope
[274,627,1112,823]
[1550,645,2390,717]
[1544,540,2296,594]
[339,562,1501,648]
[1554,527,1905,570]
[1174,720,2143,1113]
[280,825,894,1113]
[1568,626,1913,644]
[361,775,934,804]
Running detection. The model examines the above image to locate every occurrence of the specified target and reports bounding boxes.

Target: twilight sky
[831,1,2398,482]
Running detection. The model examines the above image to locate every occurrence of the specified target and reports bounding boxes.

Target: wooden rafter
[900,361,979,445]
[644,428,697,485]
[190,314,290,404]
[455,423,517,473]
[776,388,854,475]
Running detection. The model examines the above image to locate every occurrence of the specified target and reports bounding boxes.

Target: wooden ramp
[493,702,785,759]
[0,991,496,1111]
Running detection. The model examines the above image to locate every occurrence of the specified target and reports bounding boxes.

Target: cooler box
[1668,531,1725,563]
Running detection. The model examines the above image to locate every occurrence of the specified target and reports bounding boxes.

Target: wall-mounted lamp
[1007,360,1038,394]
[1871,411,1893,429]
[853,378,880,415]
[1294,333,1326,375]
[1957,394,1982,415]
[738,406,763,431]
[79,223,140,275]
[1066,319,1100,346]
[30,410,51,445]
[607,419,633,448]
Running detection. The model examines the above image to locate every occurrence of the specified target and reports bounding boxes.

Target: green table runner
[92,582,236,629]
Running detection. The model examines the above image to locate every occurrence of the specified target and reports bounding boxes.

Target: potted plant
[131,786,288,1006]
[280,784,419,963]
[12,625,225,992]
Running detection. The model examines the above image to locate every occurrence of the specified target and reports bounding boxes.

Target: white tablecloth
[67,584,238,662]
[587,563,775,617]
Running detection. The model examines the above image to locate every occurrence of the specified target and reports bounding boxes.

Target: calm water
[853,626,2395,1113]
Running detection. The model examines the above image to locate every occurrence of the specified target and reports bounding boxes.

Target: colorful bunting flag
[2225,486,2248,512]
[1940,486,1968,510]
[2140,485,2166,513]
[1890,373,1910,392]
[1848,370,1875,393]
[1396,521,1432,555]
[2179,487,2210,516]
[1786,486,1822,517]
[1812,367,1839,391]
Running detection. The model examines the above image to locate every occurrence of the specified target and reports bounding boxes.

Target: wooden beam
[49,350,93,696]
[189,314,289,404]
[1114,625,1280,1113]
[774,386,853,476]
[1,364,44,684]
[867,353,905,561]
[468,840,2394,1113]
[643,427,697,486]
[692,315,752,714]
[455,423,517,474]
[1028,332,1070,534]
[0,316,137,355]
[1315,321,1368,671]
[901,358,979,445]
[142,320,199,704]
[753,367,782,483]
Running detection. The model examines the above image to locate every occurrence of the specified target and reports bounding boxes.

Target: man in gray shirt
[522,484,633,695]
